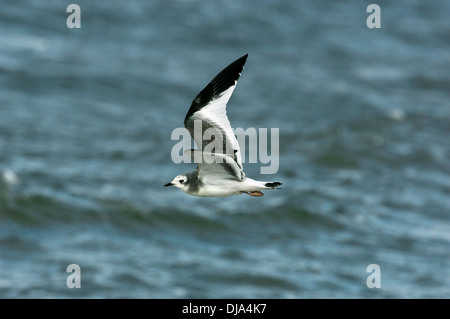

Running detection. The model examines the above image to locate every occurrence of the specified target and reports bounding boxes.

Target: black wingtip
[265,182,282,188]
[184,54,249,123]
[236,54,248,66]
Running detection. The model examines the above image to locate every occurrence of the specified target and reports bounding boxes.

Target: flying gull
[164,54,282,197]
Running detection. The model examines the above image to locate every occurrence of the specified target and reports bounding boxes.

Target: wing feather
[184,55,248,176]
[185,150,242,181]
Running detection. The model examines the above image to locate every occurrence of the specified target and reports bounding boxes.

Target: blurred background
[0,0,449,298]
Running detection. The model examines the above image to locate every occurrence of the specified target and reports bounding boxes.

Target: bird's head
[164,174,189,192]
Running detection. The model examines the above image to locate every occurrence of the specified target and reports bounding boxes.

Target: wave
[0,186,340,234]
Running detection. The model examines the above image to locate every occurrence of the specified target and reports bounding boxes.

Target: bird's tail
[242,178,282,192]
[241,179,282,196]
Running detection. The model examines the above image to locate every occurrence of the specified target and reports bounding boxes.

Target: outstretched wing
[184,54,248,177]
[186,150,242,181]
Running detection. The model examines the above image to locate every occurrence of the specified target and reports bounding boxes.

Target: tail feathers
[265,182,282,188]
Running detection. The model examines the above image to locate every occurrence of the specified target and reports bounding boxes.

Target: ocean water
[1,0,449,298]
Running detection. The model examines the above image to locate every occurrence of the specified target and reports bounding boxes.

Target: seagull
[164,54,282,197]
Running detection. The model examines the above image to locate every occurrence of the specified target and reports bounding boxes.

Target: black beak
[164,182,174,187]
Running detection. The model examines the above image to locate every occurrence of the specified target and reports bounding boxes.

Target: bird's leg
[245,191,264,197]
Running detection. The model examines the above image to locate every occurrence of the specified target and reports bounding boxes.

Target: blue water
[1,0,449,298]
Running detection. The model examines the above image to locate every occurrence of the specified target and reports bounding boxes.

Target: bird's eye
[179,179,184,184]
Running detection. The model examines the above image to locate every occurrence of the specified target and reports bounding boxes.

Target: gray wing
[185,150,242,181]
